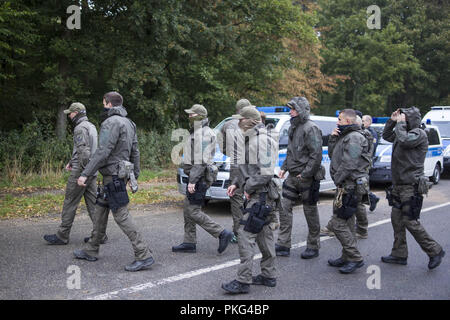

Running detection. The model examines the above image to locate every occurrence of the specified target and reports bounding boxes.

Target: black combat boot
[339,260,364,274]
[428,250,445,270]
[275,244,290,257]
[369,193,380,212]
[218,229,233,253]
[252,274,276,287]
[125,256,155,272]
[381,255,407,265]
[328,257,346,267]
[44,234,66,245]
[222,280,250,294]
[73,249,98,261]
[172,243,197,253]
[301,248,319,259]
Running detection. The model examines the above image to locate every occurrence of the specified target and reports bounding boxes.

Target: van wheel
[430,164,441,185]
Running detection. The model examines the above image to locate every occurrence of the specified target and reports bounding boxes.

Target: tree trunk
[56,105,67,139]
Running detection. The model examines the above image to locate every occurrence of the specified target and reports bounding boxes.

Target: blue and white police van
[422,106,450,172]
[369,116,445,184]
[177,106,338,201]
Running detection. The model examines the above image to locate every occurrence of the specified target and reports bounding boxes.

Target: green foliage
[0,0,320,134]
[317,0,449,116]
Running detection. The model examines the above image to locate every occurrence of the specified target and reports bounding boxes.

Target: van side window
[315,120,336,147]
[426,128,440,146]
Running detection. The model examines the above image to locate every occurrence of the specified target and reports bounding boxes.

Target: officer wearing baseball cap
[172,104,233,254]
[44,102,103,245]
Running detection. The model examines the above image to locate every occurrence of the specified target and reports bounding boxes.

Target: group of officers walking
[43,91,445,295]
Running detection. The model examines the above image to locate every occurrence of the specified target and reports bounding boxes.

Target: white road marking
[88,201,450,300]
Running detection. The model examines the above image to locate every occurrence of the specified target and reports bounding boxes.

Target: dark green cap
[64,102,86,114]
[232,106,261,121]
[184,104,207,117]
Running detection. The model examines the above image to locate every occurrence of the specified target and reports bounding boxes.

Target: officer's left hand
[244,191,251,200]
[77,176,87,187]
[188,183,196,194]
[296,173,302,179]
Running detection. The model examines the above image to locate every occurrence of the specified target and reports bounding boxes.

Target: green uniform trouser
[56,169,96,243]
[83,175,152,261]
[331,186,363,262]
[278,175,320,250]
[183,197,224,243]
[390,185,442,258]
[230,187,244,235]
[326,199,367,237]
[237,196,277,284]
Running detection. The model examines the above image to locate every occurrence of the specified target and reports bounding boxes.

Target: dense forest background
[0,0,448,175]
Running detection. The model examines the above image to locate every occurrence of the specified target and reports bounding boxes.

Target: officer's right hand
[227,185,237,197]
[77,176,87,187]
[65,163,72,171]
[391,109,400,121]
[331,128,340,136]
[278,170,286,179]
[188,183,196,194]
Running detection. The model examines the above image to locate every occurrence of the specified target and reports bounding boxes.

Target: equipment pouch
[104,176,129,213]
[308,178,321,205]
[386,185,394,207]
[186,180,208,205]
[314,165,326,181]
[417,176,429,195]
[407,193,423,220]
[356,177,369,196]
[241,193,272,234]
[336,190,358,220]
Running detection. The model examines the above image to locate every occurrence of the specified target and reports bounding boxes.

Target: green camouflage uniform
[56,114,98,243]
[233,122,279,284]
[80,106,153,261]
[382,107,442,258]
[278,97,323,250]
[328,124,371,262]
[182,118,225,243]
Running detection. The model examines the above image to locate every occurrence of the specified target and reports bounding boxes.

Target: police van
[177,106,338,201]
[369,116,444,184]
[422,106,450,172]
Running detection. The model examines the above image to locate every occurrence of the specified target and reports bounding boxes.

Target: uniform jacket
[328,124,371,186]
[280,99,323,178]
[183,118,216,184]
[69,115,97,171]
[382,107,428,185]
[81,106,140,179]
[220,118,243,183]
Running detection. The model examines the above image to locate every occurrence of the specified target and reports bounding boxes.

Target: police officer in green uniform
[219,99,252,243]
[222,106,280,294]
[275,97,324,259]
[73,92,155,272]
[381,107,445,269]
[172,104,233,254]
[327,109,370,274]
[44,103,105,245]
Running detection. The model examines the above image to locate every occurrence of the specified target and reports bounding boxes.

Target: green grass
[0,193,65,218]
[0,168,177,192]
[0,168,182,219]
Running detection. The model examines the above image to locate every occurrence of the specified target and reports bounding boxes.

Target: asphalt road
[0,175,449,300]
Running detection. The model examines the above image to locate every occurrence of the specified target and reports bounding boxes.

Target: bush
[0,121,71,182]
[0,121,175,184]
[138,129,175,170]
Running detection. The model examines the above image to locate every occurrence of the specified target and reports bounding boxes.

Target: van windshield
[430,121,450,138]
